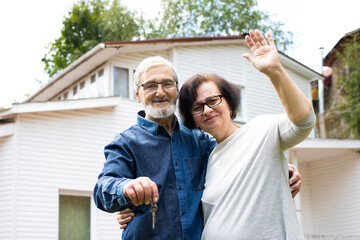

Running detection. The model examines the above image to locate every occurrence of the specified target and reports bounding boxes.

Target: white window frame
[111,63,136,100]
[234,85,247,123]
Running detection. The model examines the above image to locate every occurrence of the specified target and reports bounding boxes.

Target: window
[73,86,78,99]
[97,70,105,97]
[98,69,104,78]
[90,74,96,84]
[114,66,129,98]
[90,74,97,97]
[235,86,244,120]
[132,69,136,99]
[63,92,68,99]
[79,81,86,98]
[59,195,90,240]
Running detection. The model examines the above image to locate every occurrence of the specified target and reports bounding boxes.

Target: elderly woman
[178,30,315,239]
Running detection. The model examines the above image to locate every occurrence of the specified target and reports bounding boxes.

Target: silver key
[150,203,158,229]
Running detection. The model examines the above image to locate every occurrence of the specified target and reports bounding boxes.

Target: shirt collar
[137,110,180,135]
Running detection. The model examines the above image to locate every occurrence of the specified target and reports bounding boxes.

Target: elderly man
[93,56,301,240]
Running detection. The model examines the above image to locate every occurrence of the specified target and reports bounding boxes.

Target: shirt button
[178,186,182,190]
[175,161,178,166]
[181,211,185,216]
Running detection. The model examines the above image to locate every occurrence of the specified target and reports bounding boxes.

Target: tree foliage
[334,33,360,138]
[147,0,293,51]
[42,0,293,78]
[42,0,141,77]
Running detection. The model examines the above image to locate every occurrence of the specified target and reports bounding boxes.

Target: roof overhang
[26,43,117,102]
[291,138,360,162]
[0,123,15,138]
[0,96,121,119]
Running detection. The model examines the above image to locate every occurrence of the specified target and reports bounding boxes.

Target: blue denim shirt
[93,111,216,240]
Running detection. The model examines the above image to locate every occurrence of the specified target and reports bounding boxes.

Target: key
[150,203,158,229]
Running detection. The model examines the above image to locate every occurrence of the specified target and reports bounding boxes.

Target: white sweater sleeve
[278,109,316,151]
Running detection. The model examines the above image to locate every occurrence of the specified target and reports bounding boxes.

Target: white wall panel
[14,98,141,239]
[95,209,122,240]
[302,152,360,237]
[0,136,15,239]
[174,44,247,86]
[299,162,314,234]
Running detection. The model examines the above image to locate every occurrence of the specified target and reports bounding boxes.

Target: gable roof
[323,28,360,66]
[26,35,322,103]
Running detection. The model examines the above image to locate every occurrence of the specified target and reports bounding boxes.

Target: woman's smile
[204,115,218,123]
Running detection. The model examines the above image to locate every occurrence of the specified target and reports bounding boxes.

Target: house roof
[103,35,248,47]
[25,35,323,103]
[323,28,360,66]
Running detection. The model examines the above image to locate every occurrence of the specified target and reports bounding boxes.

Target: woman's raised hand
[242,29,281,76]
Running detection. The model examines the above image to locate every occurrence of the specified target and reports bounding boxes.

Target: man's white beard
[144,103,176,119]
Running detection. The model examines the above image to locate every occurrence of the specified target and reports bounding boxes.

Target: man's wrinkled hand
[123,176,159,206]
[117,209,134,229]
[288,163,302,198]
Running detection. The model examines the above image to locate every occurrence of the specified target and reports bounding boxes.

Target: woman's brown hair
[179,74,240,129]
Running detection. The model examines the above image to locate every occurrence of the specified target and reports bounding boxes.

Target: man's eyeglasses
[137,80,177,93]
[192,95,223,115]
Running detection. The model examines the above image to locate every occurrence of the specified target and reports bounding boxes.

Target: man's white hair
[133,56,178,91]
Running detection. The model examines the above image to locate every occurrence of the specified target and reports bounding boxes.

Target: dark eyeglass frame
[192,95,223,115]
[136,80,178,93]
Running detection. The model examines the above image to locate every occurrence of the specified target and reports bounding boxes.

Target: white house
[0,35,359,240]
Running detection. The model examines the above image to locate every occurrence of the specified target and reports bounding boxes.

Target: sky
[0,0,359,108]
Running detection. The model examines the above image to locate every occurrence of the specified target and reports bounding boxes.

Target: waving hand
[242,29,281,76]
[242,29,313,123]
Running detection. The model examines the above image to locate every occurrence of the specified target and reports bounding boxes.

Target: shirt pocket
[186,157,207,191]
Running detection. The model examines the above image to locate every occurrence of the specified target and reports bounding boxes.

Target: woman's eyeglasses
[192,95,223,115]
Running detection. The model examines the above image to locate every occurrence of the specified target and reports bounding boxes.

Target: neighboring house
[0,35,359,240]
[316,28,360,139]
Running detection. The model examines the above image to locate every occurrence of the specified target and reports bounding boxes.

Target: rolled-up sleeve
[278,109,316,151]
[93,135,135,212]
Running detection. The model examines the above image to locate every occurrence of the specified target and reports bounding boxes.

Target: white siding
[94,210,122,240]
[299,162,314,233]
[174,44,247,86]
[0,135,15,239]
[13,98,141,240]
[300,152,360,238]
[111,50,170,69]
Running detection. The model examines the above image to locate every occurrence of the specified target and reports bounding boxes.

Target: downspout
[318,78,326,138]
[318,48,326,138]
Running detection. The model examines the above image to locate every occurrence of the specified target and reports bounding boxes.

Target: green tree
[99,0,142,41]
[334,33,360,138]
[147,0,293,52]
[42,0,141,77]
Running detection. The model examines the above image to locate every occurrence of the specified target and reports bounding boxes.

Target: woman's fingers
[255,29,269,46]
